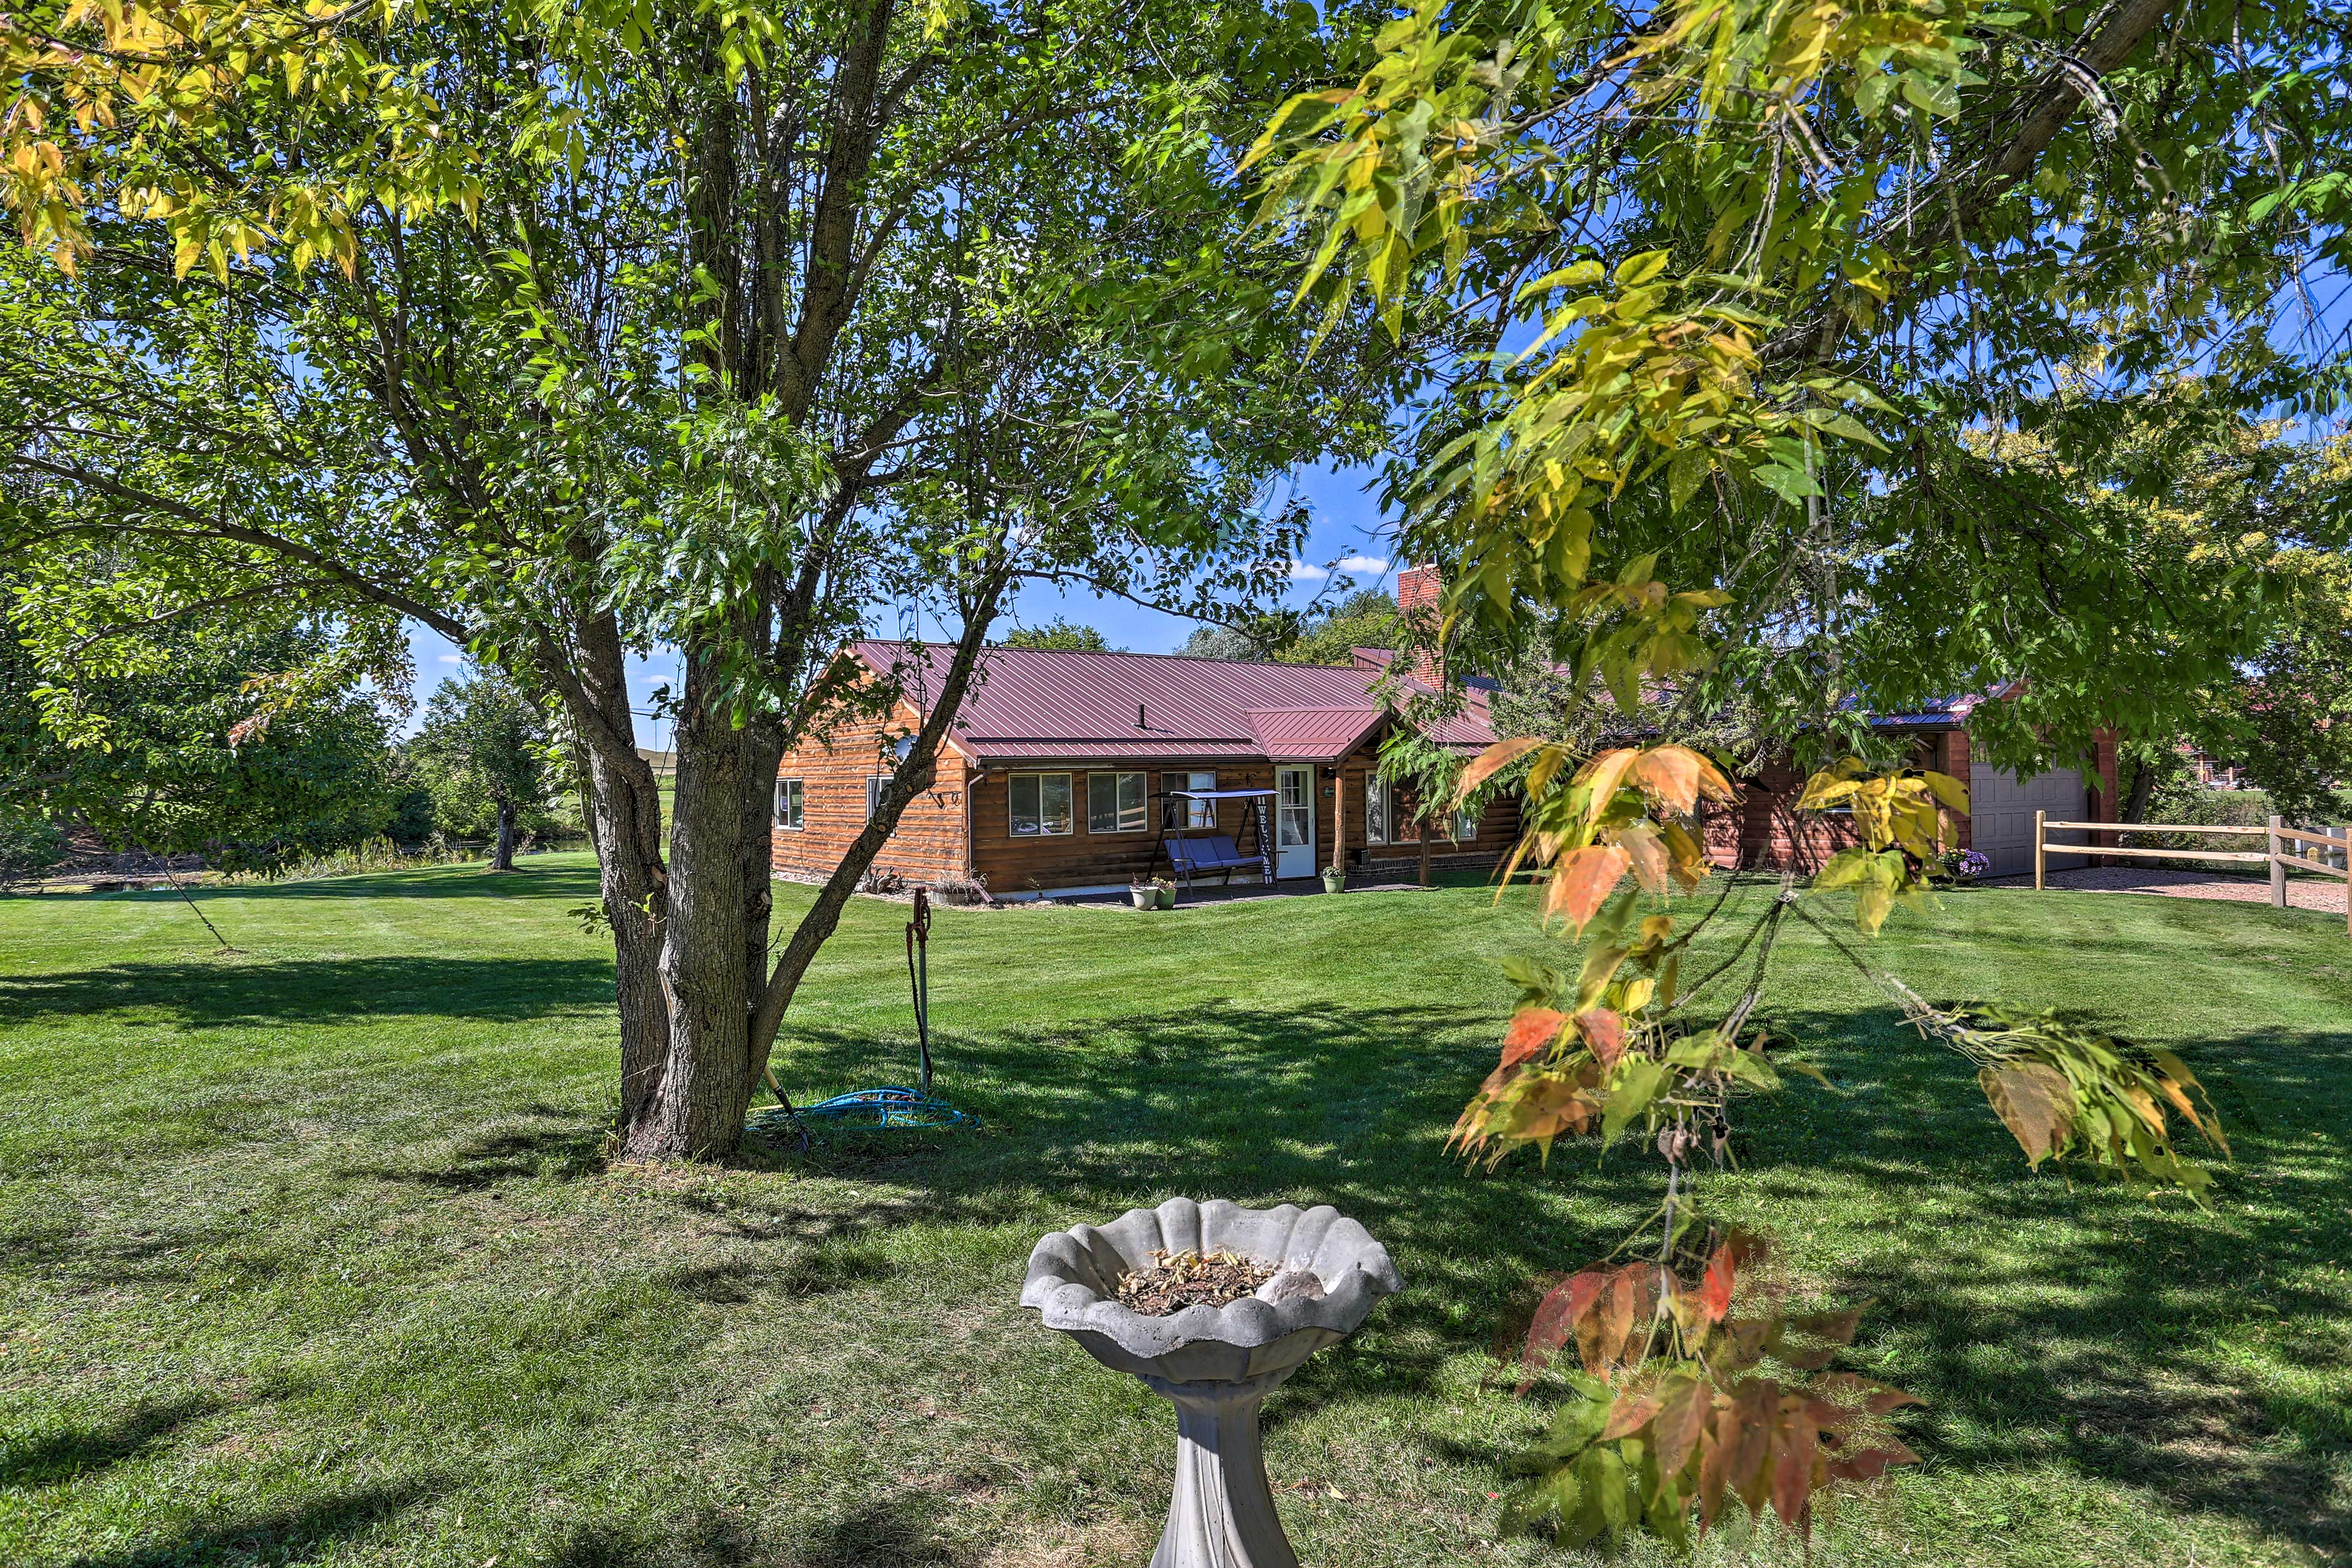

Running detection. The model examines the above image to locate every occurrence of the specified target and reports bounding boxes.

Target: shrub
[0,808,69,888]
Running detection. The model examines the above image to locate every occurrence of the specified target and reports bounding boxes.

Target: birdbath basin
[1020,1197,1403,1568]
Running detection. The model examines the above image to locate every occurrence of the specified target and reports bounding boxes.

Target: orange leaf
[1728,1379,1777,1514]
[1457,735,1545,803]
[1691,750,1739,805]
[1653,1378,1711,1476]
[1574,747,1642,810]
[1593,1264,1652,1372]
[1698,1243,1736,1324]
[1500,1008,1566,1068]
[1768,1398,1819,1529]
[1979,1060,2074,1167]
[1627,746,1706,815]
[1616,823,1671,891]
[1826,1439,1920,1482]
[1550,844,1633,933]
[1600,1393,1660,1441]
[1575,1007,1626,1069]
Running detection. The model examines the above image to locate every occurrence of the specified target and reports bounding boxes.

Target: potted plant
[1022,1198,1402,1568]
[1319,864,1346,894]
[1154,876,1178,909]
[1939,848,1991,886]
[1129,880,1157,910]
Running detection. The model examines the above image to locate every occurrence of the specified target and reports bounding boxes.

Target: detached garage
[1703,706,2120,876]
[1969,763,2089,878]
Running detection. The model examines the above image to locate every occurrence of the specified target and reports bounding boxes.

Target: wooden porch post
[2034,809,2046,891]
[2269,814,2287,909]
[1330,766,1348,878]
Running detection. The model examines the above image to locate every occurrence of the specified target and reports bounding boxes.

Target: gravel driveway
[1989,864,2348,915]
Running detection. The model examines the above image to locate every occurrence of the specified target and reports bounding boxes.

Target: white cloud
[1286,560,1330,581]
[1335,555,1389,574]
[437,653,464,663]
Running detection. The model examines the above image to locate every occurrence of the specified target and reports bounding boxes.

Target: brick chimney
[1394,564,1444,688]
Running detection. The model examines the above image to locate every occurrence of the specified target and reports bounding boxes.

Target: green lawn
[2,858,2348,1568]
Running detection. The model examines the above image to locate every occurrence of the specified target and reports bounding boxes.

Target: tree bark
[492,800,516,871]
[2124,756,2155,825]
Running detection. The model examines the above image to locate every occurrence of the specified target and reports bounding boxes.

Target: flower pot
[1157,886,1177,909]
[1319,869,1345,894]
[1131,886,1156,910]
[1022,1198,1403,1568]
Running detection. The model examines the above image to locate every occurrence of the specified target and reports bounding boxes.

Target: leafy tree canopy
[2,577,402,873]
[1001,618,1118,652]
[1248,0,2352,772]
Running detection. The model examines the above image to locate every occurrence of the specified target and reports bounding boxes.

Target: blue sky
[399,457,1408,738]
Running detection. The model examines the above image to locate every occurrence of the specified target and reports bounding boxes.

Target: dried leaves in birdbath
[1115,1249,1276,1316]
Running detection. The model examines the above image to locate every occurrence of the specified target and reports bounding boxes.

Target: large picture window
[1164,771,1217,829]
[1087,772,1147,834]
[1009,772,1073,836]
[774,778,805,830]
[1365,776,1393,845]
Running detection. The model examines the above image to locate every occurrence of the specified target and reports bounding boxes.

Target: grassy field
[2,857,2347,1568]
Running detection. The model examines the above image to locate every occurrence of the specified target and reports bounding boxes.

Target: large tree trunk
[622,648,767,1159]
[547,610,671,1141]
[492,801,516,871]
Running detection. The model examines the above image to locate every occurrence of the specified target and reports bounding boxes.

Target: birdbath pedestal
[1019,1197,1403,1568]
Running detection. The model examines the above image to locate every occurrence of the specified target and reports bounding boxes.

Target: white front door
[1275,766,1317,879]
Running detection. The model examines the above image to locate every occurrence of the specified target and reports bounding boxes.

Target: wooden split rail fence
[2034,812,2352,935]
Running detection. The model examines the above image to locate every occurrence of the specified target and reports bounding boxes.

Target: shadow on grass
[548,1495,959,1568]
[66,1478,442,1568]
[1728,1001,2352,1560]
[0,956,614,1028]
[175,861,606,903]
[2,1398,221,1490]
[737,990,2352,1559]
[341,1114,610,1191]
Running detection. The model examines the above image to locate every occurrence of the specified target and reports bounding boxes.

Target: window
[1009,772,1073,836]
[1164,771,1217,829]
[1453,803,1479,843]
[1087,772,1147,834]
[1365,776,1392,845]
[774,778,805,831]
[865,776,886,821]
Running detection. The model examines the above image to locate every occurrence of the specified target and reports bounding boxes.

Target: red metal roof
[1243,706,1387,762]
[853,640,1496,764]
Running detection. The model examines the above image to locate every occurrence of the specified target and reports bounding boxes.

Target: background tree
[409,667,559,870]
[1250,0,2352,774]
[1,575,403,874]
[1,0,1412,1159]
[1001,618,1116,652]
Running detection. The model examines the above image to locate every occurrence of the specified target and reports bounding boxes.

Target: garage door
[1969,764,2087,878]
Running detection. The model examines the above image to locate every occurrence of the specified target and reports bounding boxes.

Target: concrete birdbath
[1020,1197,1403,1568]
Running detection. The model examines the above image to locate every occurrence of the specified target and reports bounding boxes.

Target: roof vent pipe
[1136,703,1148,730]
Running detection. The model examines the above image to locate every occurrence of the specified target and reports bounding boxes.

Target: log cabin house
[771,568,2120,897]
[768,636,1517,900]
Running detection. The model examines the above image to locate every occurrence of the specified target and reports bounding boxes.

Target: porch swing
[1150,788,1276,892]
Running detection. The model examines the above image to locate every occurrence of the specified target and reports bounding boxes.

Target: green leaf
[1601,1056,1668,1147]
